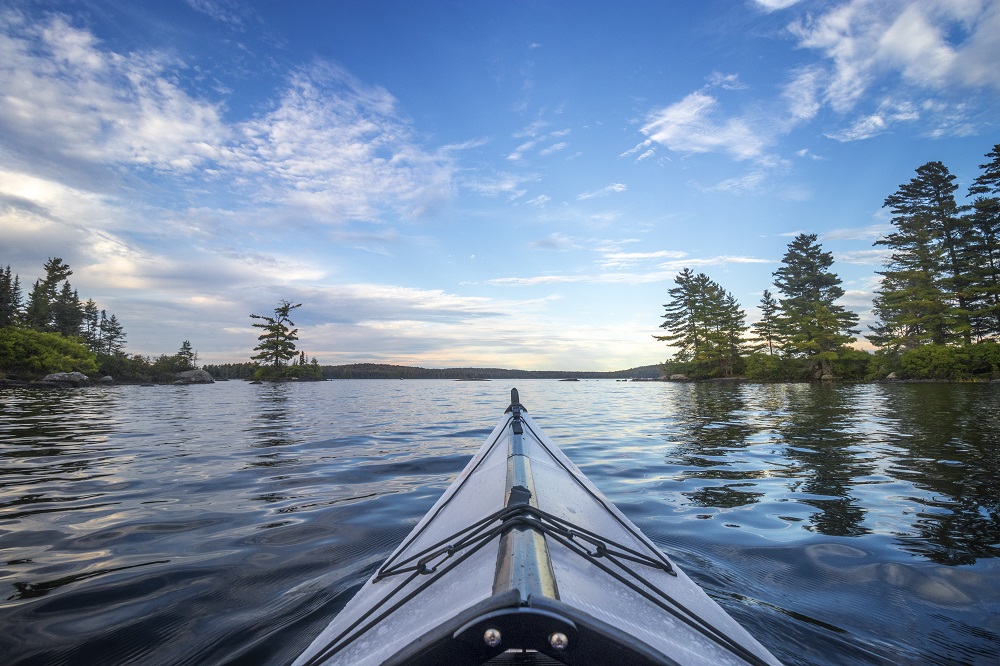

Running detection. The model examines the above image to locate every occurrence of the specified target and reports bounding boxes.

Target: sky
[2,0,999,371]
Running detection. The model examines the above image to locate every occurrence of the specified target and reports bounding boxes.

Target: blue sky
[2,0,999,370]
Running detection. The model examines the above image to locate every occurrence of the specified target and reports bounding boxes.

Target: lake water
[1,379,998,665]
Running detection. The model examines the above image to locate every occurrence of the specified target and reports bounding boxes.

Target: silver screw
[549,632,569,650]
[483,628,501,648]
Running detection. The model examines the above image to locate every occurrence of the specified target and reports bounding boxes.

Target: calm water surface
[1,380,998,665]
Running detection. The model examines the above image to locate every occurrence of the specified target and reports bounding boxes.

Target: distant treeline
[202,362,663,381]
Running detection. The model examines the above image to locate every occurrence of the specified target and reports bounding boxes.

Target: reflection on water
[653,382,1000,564]
[0,380,998,665]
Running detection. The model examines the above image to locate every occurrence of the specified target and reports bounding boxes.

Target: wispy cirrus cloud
[488,254,773,286]
[789,0,1000,138]
[597,249,686,269]
[632,0,1000,171]
[0,13,456,226]
[638,91,767,161]
[577,183,627,200]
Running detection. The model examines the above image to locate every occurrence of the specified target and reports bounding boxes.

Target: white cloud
[598,249,687,269]
[487,255,773,286]
[826,98,920,141]
[0,13,230,176]
[754,0,802,10]
[705,170,768,194]
[185,0,246,29]
[821,224,891,241]
[782,66,824,121]
[708,72,749,90]
[577,183,627,200]
[539,141,568,156]
[791,0,1000,115]
[835,249,892,265]
[463,171,536,199]
[639,91,767,161]
[0,14,456,227]
[230,62,455,222]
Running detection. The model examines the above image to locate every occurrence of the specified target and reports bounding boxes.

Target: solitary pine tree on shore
[250,300,301,369]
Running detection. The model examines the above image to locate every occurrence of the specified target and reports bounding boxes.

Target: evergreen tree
[81,299,100,350]
[773,234,859,377]
[656,269,746,377]
[0,265,22,327]
[52,282,84,337]
[98,310,127,356]
[250,300,301,368]
[177,340,198,369]
[24,258,73,332]
[750,289,780,355]
[967,144,1000,338]
[875,161,972,345]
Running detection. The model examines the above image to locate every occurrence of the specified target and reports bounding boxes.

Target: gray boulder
[173,369,215,384]
[669,374,689,381]
[41,371,91,386]
[96,376,114,384]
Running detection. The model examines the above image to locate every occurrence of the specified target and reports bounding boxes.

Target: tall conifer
[773,234,859,377]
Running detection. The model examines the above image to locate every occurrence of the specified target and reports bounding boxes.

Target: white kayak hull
[294,390,781,666]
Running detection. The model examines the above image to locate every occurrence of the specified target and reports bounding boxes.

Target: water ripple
[1,380,999,664]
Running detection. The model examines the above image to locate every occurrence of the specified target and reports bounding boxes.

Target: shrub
[0,327,98,379]
[898,344,967,379]
[831,347,873,380]
[743,353,807,381]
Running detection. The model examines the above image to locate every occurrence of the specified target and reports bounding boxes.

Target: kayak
[293,389,781,666]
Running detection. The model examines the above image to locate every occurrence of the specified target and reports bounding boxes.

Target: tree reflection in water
[880,384,1000,565]
[663,381,1000,564]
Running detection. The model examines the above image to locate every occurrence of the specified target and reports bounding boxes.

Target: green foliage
[872,160,979,348]
[250,300,301,368]
[750,289,780,355]
[93,344,203,383]
[0,327,98,379]
[773,234,859,376]
[203,362,257,379]
[898,345,968,380]
[252,361,323,381]
[967,145,1000,339]
[965,340,1000,377]
[0,265,22,327]
[655,269,746,377]
[830,347,873,380]
[743,353,809,381]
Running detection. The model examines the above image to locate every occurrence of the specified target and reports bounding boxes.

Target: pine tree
[52,282,84,337]
[250,300,301,368]
[0,265,22,327]
[98,310,127,356]
[875,161,972,345]
[750,289,780,355]
[967,144,1000,338]
[177,340,198,369]
[81,299,100,350]
[773,234,859,377]
[656,269,746,377]
[24,258,74,332]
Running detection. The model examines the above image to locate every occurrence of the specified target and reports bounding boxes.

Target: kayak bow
[294,389,781,666]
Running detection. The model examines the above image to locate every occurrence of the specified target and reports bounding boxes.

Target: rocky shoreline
[0,369,215,389]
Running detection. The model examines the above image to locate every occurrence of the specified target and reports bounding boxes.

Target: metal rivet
[549,632,569,650]
[483,628,501,648]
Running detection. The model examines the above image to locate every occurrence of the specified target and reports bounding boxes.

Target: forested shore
[655,144,1000,382]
